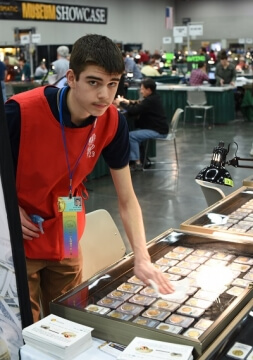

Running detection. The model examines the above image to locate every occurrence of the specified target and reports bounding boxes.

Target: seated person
[189,61,209,86]
[236,57,249,73]
[114,78,168,171]
[141,60,161,77]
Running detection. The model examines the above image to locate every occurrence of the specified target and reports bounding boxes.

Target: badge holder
[58,196,82,258]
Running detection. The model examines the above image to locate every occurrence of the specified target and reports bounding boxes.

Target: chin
[92,106,109,117]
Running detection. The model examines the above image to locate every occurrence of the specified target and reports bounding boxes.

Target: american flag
[165,7,173,30]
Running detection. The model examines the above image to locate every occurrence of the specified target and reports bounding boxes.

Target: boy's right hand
[19,206,40,240]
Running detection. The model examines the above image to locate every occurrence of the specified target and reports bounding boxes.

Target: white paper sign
[163,37,172,44]
[238,38,245,44]
[173,26,187,37]
[246,38,253,44]
[174,36,183,44]
[20,34,30,45]
[118,337,194,360]
[32,33,41,44]
[189,24,203,36]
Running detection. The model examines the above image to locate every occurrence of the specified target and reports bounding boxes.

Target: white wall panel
[175,0,253,43]
[0,0,175,53]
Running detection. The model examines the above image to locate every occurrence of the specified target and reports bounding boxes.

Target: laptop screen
[209,72,215,80]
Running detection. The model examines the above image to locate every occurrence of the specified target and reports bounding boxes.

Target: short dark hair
[69,34,125,80]
[220,54,228,60]
[19,58,26,64]
[141,78,156,92]
[198,61,205,69]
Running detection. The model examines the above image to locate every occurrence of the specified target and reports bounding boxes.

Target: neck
[67,90,91,126]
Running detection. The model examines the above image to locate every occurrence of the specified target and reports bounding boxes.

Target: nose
[97,86,109,99]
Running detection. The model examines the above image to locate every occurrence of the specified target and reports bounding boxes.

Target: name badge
[58,197,82,258]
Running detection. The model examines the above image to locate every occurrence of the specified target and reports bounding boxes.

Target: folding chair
[143,108,184,171]
[184,89,215,127]
[80,209,126,281]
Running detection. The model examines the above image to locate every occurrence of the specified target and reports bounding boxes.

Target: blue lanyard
[58,86,95,198]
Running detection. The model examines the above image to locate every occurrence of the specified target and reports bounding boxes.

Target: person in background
[4,55,16,81]
[138,50,150,65]
[235,57,248,73]
[189,61,209,86]
[215,54,236,86]
[34,60,48,78]
[18,58,31,81]
[5,34,174,322]
[122,51,143,80]
[0,58,7,102]
[115,73,128,98]
[209,49,217,63]
[199,47,210,70]
[51,45,70,82]
[114,78,169,171]
[53,75,68,88]
[141,60,161,77]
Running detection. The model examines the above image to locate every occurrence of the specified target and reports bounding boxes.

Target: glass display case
[198,299,253,359]
[180,186,253,241]
[243,175,253,187]
[50,229,253,358]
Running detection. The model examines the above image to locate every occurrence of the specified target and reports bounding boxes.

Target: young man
[215,54,236,86]
[5,34,173,322]
[18,58,31,81]
[114,78,168,170]
[189,61,209,86]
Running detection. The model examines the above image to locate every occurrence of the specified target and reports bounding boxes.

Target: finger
[23,233,34,240]
[22,224,40,239]
[159,281,175,294]
[156,274,175,294]
[22,217,41,232]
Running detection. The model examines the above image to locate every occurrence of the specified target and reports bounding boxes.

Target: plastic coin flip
[30,214,45,234]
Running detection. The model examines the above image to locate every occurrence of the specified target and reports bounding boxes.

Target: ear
[66,69,76,87]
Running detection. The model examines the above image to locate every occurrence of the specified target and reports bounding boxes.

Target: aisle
[85,118,253,249]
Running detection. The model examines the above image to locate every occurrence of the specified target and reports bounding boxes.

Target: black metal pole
[0,87,33,327]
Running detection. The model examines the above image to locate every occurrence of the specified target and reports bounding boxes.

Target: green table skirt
[128,88,236,124]
[241,89,253,121]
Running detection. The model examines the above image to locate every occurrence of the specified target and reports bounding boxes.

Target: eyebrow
[85,75,121,82]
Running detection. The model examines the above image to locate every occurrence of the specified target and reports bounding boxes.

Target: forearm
[110,167,174,293]
[119,194,150,262]
[120,99,139,108]
[232,71,236,83]
[215,73,222,82]
[110,168,150,262]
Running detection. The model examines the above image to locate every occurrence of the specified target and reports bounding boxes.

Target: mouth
[93,103,109,110]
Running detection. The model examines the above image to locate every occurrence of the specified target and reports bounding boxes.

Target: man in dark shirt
[215,54,236,86]
[114,78,168,171]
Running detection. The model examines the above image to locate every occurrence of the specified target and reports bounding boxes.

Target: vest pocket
[24,216,64,260]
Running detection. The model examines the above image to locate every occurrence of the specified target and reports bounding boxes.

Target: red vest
[13,86,119,260]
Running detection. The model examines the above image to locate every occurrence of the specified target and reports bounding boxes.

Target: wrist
[134,252,151,264]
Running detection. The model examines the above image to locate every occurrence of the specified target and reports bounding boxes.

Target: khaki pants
[26,245,83,322]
